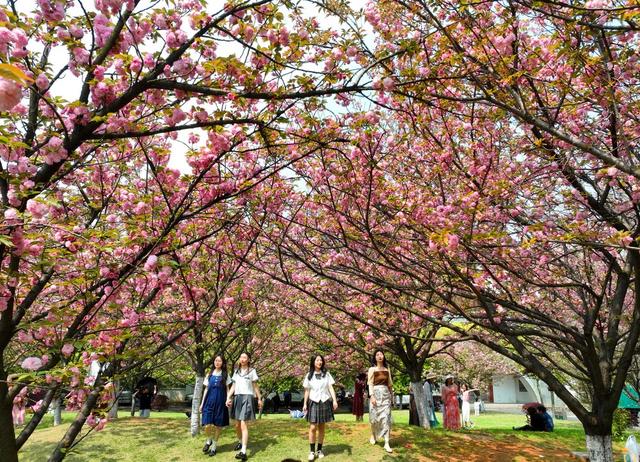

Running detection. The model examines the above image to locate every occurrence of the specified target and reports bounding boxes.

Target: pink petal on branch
[382,77,395,91]
[35,74,49,90]
[0,77,22,111]
[21,356,43,371]
[61,343,75,356]
[144,255,158,272]
[26,199,48,219]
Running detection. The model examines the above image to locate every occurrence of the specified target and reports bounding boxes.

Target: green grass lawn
[16,410,630,462]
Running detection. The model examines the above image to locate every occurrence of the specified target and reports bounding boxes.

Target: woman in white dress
[460,383,479,428]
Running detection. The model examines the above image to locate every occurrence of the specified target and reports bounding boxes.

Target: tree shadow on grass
[323,443,353,458]
[101,419,188,447]
[389,426,583,462]
[214,435,278,459]
[64,444,122,462]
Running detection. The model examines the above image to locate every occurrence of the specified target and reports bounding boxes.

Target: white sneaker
[316,450,325,459]
[384,444,393,453]
[308,451,315,461]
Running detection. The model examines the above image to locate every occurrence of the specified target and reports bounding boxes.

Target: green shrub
[613,408,631,440]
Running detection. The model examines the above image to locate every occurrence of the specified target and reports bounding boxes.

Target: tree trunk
[53,397,62,426]
[0,382,18,462]
[411,381,431,429]
[190,375,204,437]
[130,392,135,416]
[578,396,616,462]
[47,380,103,462]
[108,380,119,419]
[585,434,613,462]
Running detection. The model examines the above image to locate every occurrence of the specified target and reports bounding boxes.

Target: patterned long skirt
[443,396,461,430]
[369,385,392,440]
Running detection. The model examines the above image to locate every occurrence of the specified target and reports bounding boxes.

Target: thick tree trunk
[190,375,204,437]
[0,349,18,462]
[411,381,431,429]
[53,397,62,426]
[47,380,103,462]
[577,395,616,462]
[108,380,119,419]
[0,384,18,462]
[585,434,613,462]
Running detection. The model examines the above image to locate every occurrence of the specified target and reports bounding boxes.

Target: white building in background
[490,374,574,417]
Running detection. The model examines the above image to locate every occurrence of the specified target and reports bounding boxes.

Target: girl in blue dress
[200,355,230,456]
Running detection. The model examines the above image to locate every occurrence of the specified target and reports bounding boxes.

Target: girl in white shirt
[226,352,262,461]
[302,355,338,461]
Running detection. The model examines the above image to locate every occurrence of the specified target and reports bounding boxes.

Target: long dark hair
[210,354,228,383]
[371,349,388,368]
[307,354,327,380]
[234,351,252,374]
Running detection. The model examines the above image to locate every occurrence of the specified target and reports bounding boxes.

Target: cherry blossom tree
[246,167,461,428]
[359,1,640,460]
[0,0,373,460]
[267,97,639,461]
[244,1,640,459]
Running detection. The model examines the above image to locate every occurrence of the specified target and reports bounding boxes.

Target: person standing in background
[352,372,366,422]
[460,384,479,428]
[423,373,438,428]
[134,376,158,418]
[442,376,461,430]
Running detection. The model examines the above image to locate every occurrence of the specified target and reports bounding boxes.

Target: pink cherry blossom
[35,73,49,91]
[26,199,48,219]
[4,208,20,224]
[0,77,22,111]
[21,357,43,371]
[144,255,158,272]
[69,25,84,38]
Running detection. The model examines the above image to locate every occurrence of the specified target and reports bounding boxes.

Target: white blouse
[303,371,335,403]
[231,368,259,396]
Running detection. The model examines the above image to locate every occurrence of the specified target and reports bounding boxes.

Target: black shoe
[234,442,242,451]
[208,448,217,457]
[235,452,247,461]
[203,442,211,453]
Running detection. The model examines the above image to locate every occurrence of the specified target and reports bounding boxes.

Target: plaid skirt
[306,400,334,424]
[231,394,256,421]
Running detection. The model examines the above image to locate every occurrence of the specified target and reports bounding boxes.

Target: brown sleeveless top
[373,370,391,387]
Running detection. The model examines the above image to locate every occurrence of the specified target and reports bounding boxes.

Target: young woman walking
[200,355,230,456]
[226,352,263,461]
[302,355,338,461]
[368,349,393,453]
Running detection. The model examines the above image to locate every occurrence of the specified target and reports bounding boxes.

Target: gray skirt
[231,394,256,421]
[306,400,334,424]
